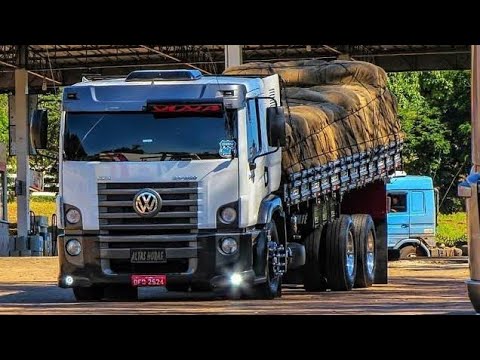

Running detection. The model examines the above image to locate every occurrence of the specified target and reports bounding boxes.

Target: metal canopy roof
[0,45,471,93]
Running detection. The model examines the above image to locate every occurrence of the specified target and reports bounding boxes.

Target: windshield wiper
[73,115,106,158]
[140,152,202,161]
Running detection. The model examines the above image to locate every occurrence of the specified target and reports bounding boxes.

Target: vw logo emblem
[133,189,162,217]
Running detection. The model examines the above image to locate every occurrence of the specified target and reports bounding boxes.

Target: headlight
[220,207,237,224]
[66,208,81,224]
[220,237,238,255]
[66,239,82,256]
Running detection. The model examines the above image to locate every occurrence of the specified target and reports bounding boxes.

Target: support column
[469,45,480,280]
[224,45,243,69]
[14,68,30,238]
[467,45,480,312]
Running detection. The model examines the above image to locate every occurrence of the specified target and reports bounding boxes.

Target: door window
[410,191,425,214]
[246,100,261,160]
[389,194,407,213]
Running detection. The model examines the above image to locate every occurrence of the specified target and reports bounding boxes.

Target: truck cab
[387,173,437,259]
[49,69,296,300]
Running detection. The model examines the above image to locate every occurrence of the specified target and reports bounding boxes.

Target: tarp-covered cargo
[224,60,403,175]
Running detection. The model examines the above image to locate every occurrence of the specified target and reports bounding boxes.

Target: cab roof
[387,175,434,191]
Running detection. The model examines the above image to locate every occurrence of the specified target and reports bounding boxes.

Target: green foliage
[388,71,471,213]
[30,195,56,202]
[0,93,62,194]
[436,212,468,246]
[0,95,8,145]
[29,92,62,183]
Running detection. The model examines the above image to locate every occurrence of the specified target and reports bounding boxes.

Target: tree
[0,92,62,194]
[389,71,471,213]
[29,92,62,190]
[0,95,8,145]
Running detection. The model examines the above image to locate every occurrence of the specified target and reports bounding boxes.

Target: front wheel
[250,220,283,300]
[399,245,419,259]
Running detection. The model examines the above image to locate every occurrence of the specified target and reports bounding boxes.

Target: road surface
[0,257,474,314]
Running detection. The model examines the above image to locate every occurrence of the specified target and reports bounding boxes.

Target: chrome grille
[98,182,198,234]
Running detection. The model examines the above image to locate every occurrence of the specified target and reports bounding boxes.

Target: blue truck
[387,173,438,259]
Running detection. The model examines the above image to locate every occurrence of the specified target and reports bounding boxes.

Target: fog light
[65,275,74,286]
[66,239,82,256]
[220,237,238,255]
[230,273,242,286]
[66,208,81,224]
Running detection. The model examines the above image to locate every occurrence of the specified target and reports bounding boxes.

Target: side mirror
[30,109,49,154]
[267,106,286,147]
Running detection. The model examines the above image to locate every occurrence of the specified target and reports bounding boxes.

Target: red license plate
[131,275,167,287]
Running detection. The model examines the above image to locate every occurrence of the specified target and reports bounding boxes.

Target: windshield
[63,112,236,161]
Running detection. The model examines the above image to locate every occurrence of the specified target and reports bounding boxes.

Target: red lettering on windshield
[149,104,222,113]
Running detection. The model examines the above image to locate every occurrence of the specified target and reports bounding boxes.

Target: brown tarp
[224,60,403,175]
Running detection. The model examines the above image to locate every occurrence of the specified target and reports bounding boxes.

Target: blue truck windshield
[64,112,236,161]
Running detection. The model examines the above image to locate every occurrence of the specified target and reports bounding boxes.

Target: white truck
[30,69,402,301]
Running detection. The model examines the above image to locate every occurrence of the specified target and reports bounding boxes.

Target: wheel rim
[268,263,280,292]
[267,228,281,294]
[346,230,355,279]
[366,231,375,274]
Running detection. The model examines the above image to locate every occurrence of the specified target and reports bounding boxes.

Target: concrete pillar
[225,45,243,69]
[469,46,480,281]
[466,45,480,312]
[14,68,30,238]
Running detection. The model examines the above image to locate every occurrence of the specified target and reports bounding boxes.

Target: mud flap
[374,219,388,284]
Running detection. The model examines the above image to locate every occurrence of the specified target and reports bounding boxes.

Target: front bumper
[58,231,261,291]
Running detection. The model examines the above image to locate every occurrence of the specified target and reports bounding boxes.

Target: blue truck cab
[386,173,438,259]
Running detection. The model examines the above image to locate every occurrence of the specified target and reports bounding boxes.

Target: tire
[399,245,419,259]
[352,214,376,288]
[304,226,327,292]
[250,220,283,300]
[325,215,356,291]
[73,286,104,302]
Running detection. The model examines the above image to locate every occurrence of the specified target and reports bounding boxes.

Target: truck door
[387,192,410,247]
[245,98,269,226]
[410,190,436,239]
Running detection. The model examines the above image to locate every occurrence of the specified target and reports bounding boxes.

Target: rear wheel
[250,221,283,300]
[352,214,376,288]
[325,215,356,291]
[73,286,104,302]
[304,226,327,292]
